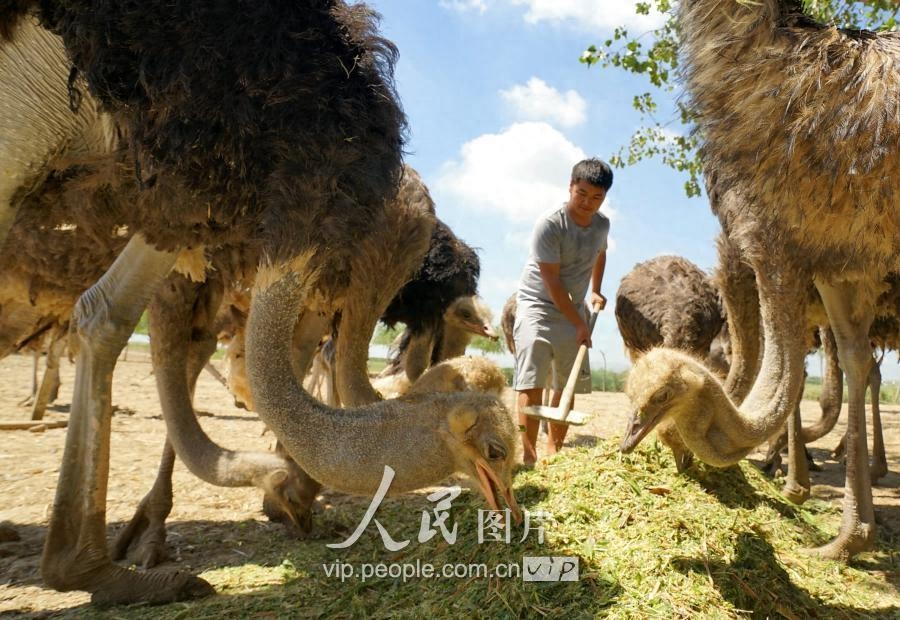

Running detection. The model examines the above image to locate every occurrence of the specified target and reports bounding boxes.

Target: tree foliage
[582,1,899,197]
[469,328,504,354]
[370,322,504,354]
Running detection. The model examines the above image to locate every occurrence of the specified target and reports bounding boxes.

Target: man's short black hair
[571,158,613,191]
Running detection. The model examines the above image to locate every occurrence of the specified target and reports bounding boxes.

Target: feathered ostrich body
[615,255,724,361]
[30,0,406,264]
[683,0,900,276]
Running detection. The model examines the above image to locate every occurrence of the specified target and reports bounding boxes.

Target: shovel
[522,303,601,426]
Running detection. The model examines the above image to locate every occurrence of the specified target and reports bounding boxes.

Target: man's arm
[590,250,607,310]
[537,262,592,347]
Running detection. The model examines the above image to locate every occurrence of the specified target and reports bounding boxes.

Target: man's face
[567,179,607,224]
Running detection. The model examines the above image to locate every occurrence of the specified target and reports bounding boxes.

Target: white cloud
[439,0,487,13]
[510,0,667,33]
[435,122,585,223]
[500,78,587,128]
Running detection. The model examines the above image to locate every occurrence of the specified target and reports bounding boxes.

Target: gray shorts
[512,304,592,393]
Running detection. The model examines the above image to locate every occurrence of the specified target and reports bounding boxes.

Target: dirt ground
[1,350,898,616]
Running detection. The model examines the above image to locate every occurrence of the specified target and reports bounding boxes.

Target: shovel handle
[557,303,602,421]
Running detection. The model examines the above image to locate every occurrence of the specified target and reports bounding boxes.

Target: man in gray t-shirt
[513,158,613,465]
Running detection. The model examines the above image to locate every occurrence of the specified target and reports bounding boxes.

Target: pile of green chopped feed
[76,439,899,619]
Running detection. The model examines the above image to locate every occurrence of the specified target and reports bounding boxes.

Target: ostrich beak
[462,320,498,340]
[620,408,664,453]
[474,458,523,523]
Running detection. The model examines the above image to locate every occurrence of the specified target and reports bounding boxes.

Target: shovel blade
[521,406,590,426]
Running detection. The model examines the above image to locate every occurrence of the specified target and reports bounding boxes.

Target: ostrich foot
[781,480,810,505]
[111,465,174,569]
[45,554,214,607]
[806,449,823,472]
[758,451,783,478]
[804,523,876,563]
[89,566,215,607]
[111,506,171,568]
[831,436,846,461]
[869,459,888,484]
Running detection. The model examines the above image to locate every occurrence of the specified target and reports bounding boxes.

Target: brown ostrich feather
[682,0,900,277]
[35,1,407,260]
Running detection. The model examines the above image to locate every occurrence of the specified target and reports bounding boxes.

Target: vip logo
[522,556,579,582]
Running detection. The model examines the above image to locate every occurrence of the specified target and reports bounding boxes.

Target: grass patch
[74,440,898,619]
[803,378,900,405]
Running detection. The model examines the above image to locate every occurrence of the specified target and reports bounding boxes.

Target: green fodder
[72,440,899,619]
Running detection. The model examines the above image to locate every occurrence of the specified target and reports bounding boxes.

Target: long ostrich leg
[763,325,842,472]
[867,360,888,482]
[41,234,215,605]
[111,439,176,567]
[30,327,68,420]
[114,273,322,566]
[18,350,39,406]
[813,280,876,560]
[782,380,811,504]
[111,276,222,567]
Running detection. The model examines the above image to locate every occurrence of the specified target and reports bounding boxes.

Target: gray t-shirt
[517,204,609,321]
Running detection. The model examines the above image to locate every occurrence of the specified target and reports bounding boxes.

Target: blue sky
[367,0,725,375]
[368,1,900,382]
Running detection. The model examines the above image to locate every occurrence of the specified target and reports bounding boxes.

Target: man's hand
[591,292,607,311]
[575,321,592,348]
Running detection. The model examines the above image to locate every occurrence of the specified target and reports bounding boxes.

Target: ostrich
[210,164,439,410]
[0,23,332,565]
[0,14,112,248]
[371,295,497,399]
[615,255,723,361]
[500,291,517,356]
[3,2,519,606]
[0,153,327,564]
[614,254,724,471]
[0,147,129,419]
[406,355,508,397]
[15,323,68,420]
[715,224,878,485]
[377,218,484,383]
[713,229,844,483]
[621,0,900,561]
[829,283,900,481]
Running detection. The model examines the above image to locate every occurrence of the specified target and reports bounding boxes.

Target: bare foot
[521,436,537,466]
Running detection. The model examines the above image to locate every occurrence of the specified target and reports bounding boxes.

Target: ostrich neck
[438,324,472,361]
[246,265,457,496]
[719,255,761,404]
[802,326,843,442]
[736,265,809,439]
[677,265,808,466]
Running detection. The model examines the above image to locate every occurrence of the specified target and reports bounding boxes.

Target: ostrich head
[620,348,704,453]
[442,396,521,522]
[444,295,498,340]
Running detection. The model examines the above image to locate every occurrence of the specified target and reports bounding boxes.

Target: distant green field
[802,377,899,405]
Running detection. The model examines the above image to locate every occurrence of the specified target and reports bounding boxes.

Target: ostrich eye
[651,387,671,404]
[486,440,507,461]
